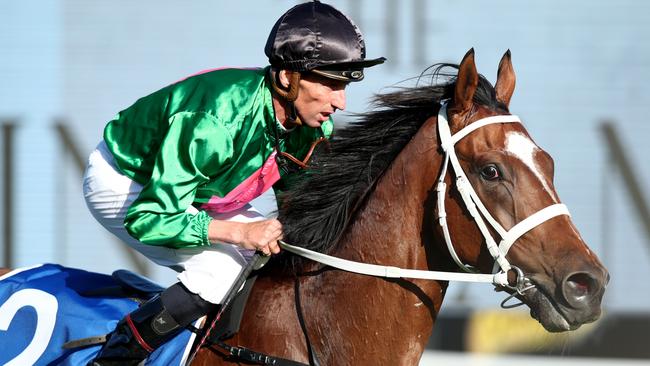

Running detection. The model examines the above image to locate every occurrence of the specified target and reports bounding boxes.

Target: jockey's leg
[88,239,256,365]
[83,141,267,364]
[89,282,214,366]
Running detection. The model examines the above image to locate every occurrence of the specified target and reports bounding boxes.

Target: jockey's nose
[331,88,346,111]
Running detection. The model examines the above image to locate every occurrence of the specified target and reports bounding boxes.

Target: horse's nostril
[567,274,590,296]
[563,272,599,307]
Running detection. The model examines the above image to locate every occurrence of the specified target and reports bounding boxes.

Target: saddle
[67,269,256,349]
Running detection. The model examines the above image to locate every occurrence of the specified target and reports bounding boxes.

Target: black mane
[275,64,503,271]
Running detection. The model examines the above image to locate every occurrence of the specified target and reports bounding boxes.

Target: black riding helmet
[266,0,385,101]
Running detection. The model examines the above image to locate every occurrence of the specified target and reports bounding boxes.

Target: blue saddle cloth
[0,263,198,366]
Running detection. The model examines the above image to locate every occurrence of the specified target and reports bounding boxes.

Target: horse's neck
[334,116,441,270]
[316,116,448,358]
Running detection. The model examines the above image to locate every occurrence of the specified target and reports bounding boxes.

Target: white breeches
[82,141,265,304]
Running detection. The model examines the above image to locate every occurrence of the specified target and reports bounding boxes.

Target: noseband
[279,101,570,304]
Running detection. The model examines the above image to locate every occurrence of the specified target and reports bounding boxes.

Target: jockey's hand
[208,218,283,256]
[239,219,283,256]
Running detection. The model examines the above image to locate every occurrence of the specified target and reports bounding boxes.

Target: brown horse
[190,49,609,365]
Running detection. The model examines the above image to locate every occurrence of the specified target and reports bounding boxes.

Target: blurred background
[1,0,649,364]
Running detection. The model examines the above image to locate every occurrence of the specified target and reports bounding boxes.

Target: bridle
[279,100,571,304]
[435,100,570,302]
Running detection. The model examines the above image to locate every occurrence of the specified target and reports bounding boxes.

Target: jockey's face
[292,72,349,128]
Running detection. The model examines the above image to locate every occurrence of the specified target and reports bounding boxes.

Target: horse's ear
[452,48,479,115]
[495,49,516,108]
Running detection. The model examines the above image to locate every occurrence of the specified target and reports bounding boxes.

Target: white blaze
[505,132,557,202]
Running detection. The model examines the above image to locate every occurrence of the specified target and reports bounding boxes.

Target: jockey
[82,1,384,365]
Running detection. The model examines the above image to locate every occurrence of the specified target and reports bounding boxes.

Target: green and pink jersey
[103,67,332,249]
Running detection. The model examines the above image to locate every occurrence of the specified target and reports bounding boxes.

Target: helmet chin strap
[286,102,301,127]
[269,69,302,126]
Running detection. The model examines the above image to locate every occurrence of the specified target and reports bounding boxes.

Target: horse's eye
[480,164,501,181]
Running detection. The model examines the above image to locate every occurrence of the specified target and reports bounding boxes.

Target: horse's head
[439,49,608,332]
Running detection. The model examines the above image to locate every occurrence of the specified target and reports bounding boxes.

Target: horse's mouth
[514,279,603,332]
[498,280,583,332]
[522,286,575,332]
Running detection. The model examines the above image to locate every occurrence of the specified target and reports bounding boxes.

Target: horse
[187,49,609,365]
[0,49,608,365]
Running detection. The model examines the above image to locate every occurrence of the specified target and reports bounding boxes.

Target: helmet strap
[270,70,302,126]
[287,102,301,127]
[271,70,301,102]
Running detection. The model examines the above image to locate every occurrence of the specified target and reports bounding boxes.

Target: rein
[280,101,571,303]
[279,241,508,285]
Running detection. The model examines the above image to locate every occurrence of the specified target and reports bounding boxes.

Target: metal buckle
[500,266,535,309]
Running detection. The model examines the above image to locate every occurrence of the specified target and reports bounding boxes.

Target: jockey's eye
[480,164,501,181]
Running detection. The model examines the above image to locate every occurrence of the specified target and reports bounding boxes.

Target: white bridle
[279,101,570,294]
[435,101,570,276]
